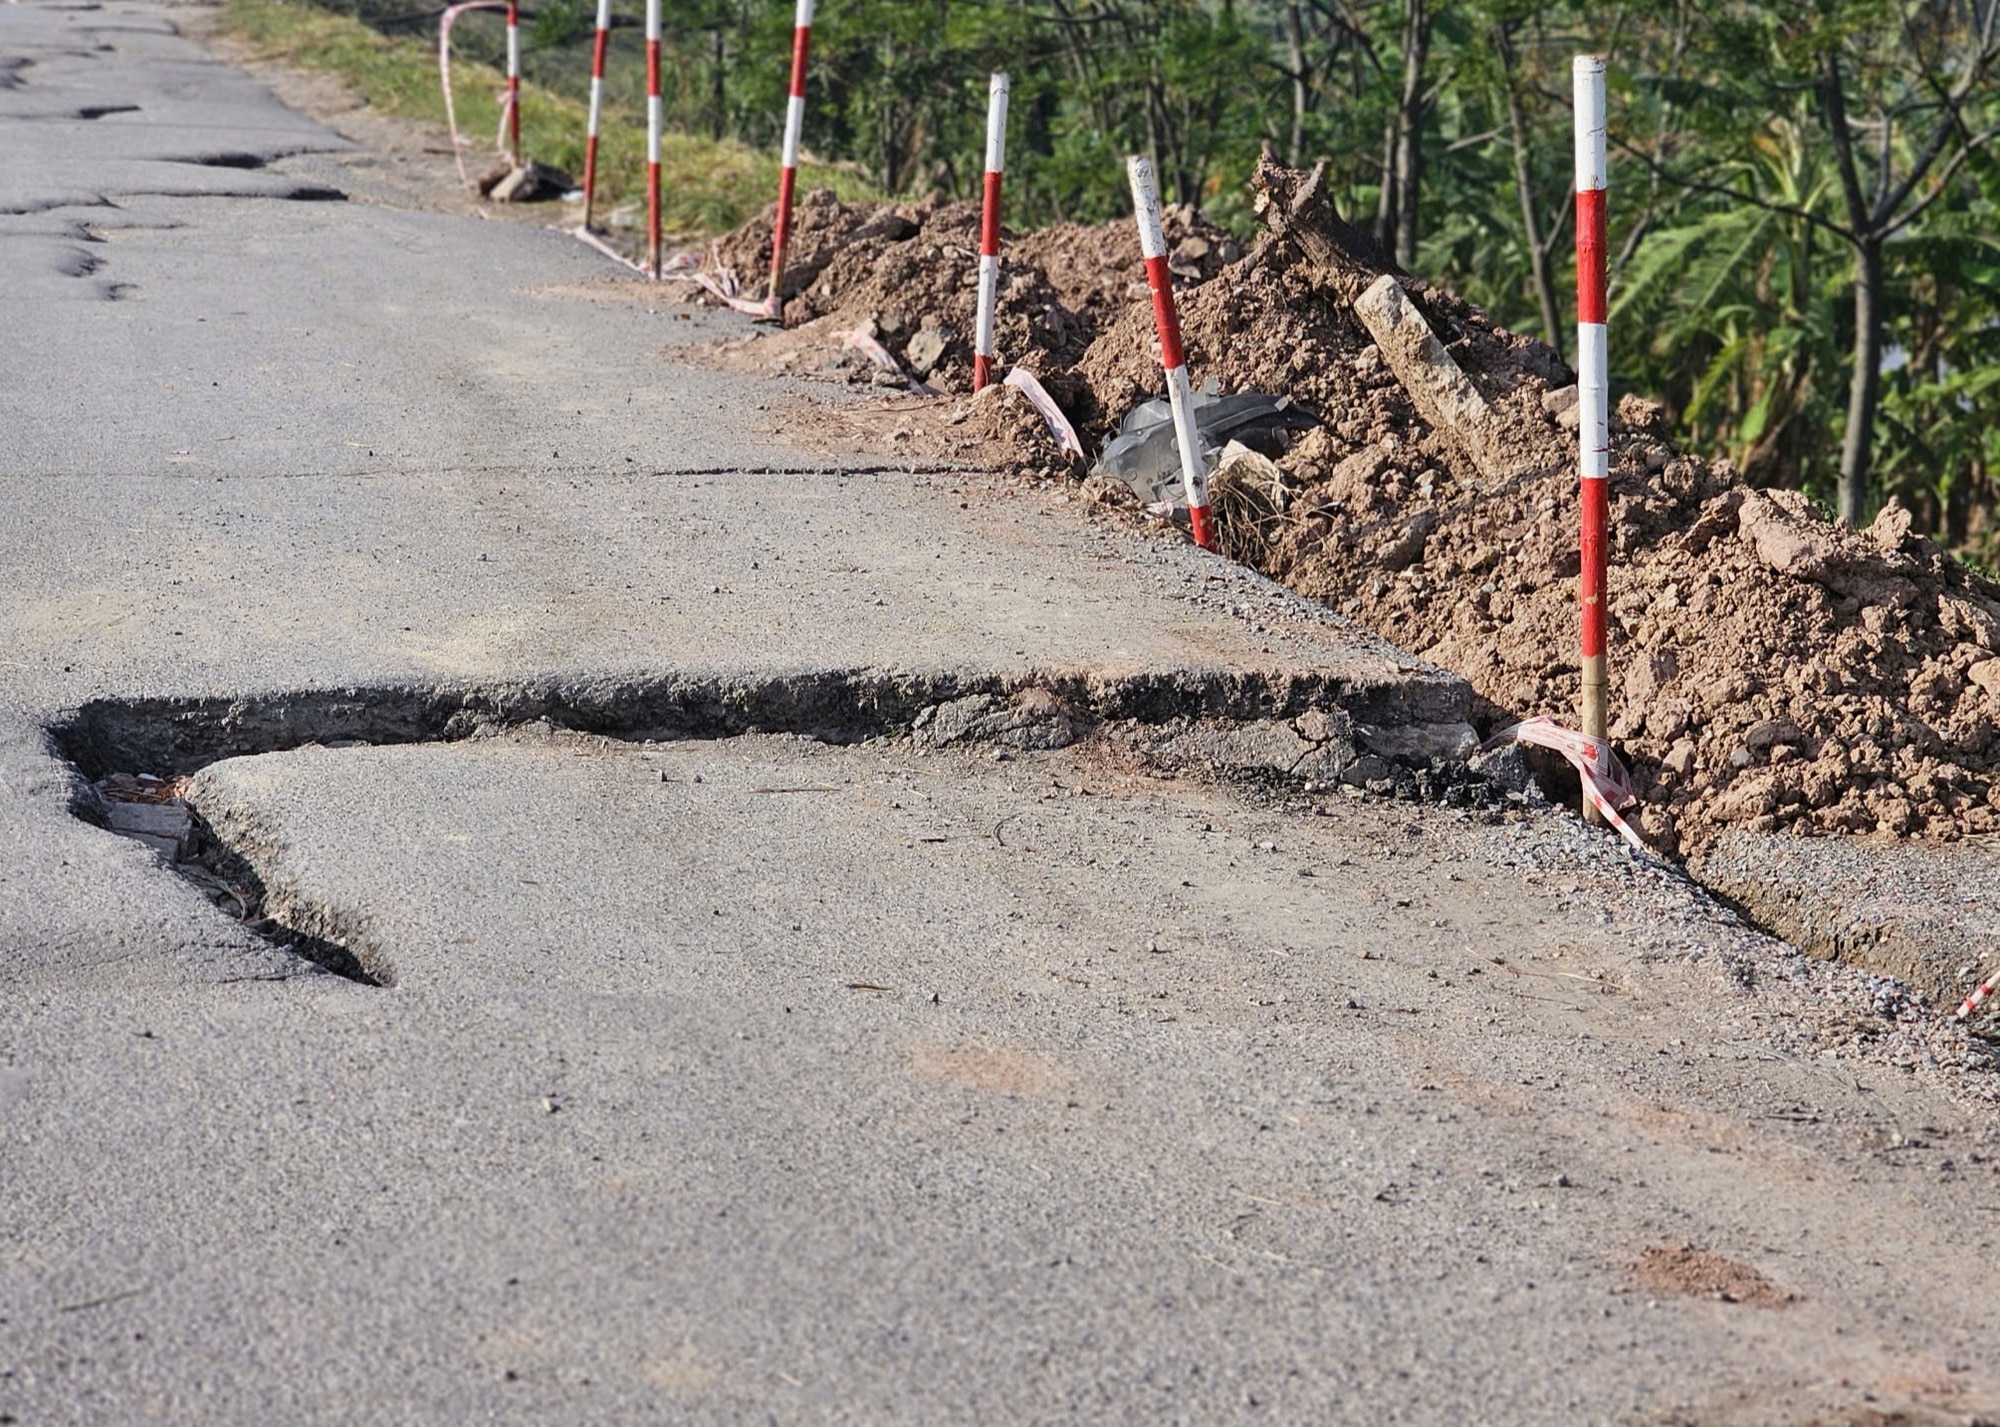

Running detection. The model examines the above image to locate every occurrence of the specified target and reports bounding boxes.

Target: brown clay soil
[699,188,1235,417]
[1632,1245,1795,1308]
[693,162,2000,859]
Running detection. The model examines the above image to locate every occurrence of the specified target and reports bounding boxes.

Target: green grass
[218,0,880,235]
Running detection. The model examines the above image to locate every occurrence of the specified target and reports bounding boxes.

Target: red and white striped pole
[972,72,1009,392]
[1575,55,1609,819]
[580,0,610,229]
[1127,155,1216,553]
[763,0,814,317]
[1957,966,2000,1021]
[645,0,662,277]
[504,0,521,161]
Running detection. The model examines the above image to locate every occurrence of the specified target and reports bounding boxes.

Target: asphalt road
[4,3,2000,1424]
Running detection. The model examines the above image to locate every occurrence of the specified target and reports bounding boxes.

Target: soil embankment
[696,158,2000,861]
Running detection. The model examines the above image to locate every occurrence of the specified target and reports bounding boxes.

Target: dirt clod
[1633,1244,1794,1307]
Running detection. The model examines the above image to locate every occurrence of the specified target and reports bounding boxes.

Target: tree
[1619,0,2000,523]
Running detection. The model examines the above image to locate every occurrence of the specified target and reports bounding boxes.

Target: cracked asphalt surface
[6,4,2000,1423]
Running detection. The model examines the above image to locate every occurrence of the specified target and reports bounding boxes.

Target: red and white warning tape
[580,0,611,229]
[1957,968,2000,1021]
[438,0,509,194]
[1003,368,1084,459]
[1125,155,1216,552]
[972,72,1009,392]
[570,223,656,275]
[1486,716,1650,854]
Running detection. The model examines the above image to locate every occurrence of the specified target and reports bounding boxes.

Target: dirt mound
[1632,1245,1793,1307]
[1064,159,2000,856]
[702,189,1235,399]
[1122,159,2000,856]
[698,163,2000,858]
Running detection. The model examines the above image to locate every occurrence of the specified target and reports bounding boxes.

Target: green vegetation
[217,0,876,233]
[238,0,2000,552]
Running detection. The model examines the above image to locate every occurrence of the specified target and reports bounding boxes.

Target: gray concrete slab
[0,727,1990,1423]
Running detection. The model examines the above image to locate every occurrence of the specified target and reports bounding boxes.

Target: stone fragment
[918,688,1077,750]
[1294,707,1352,745]
[1357,721,1478,763]
[905,323,951,378]
[490,160,575,203]
[1867,499,1914,554]
[1326,446,1388,513]
[1339,754,1396,787]
[1378,511,1438,571]
[1351,275,1504,482]
[104,798,191,860]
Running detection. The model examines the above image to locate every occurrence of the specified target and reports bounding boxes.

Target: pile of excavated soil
[697,162,2000,857]
[700,189,1236,403]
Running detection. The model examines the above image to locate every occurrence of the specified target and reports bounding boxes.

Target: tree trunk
[1838,236,1884,526]
[1374,116,1397,252]
[1285,2,1309,166]
[1392,0,1429,270]
[710,30,725,141]
[1498,33,1562,362]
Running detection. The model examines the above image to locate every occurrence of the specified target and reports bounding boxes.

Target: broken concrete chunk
[1357,720,1478,763]
[1466,742,1543,801]
[917,693,998,744]
[914,688,1075,750]
[1293,740,1357,787]
[905,323,951,378]
[1293,707,1353,745]
[1339,754,1396,788]
[489,160,575,203]
[1351,274,1504,483]
[104,798,191,860]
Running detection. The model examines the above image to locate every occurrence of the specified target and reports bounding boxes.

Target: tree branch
[1821,52,1873,233]
[1883,122,2000,236]
[1605,130,1856,243]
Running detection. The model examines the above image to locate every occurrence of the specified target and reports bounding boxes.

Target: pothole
[86,771,384,985]
[183,151,266,169]
[54,670,1510,988]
